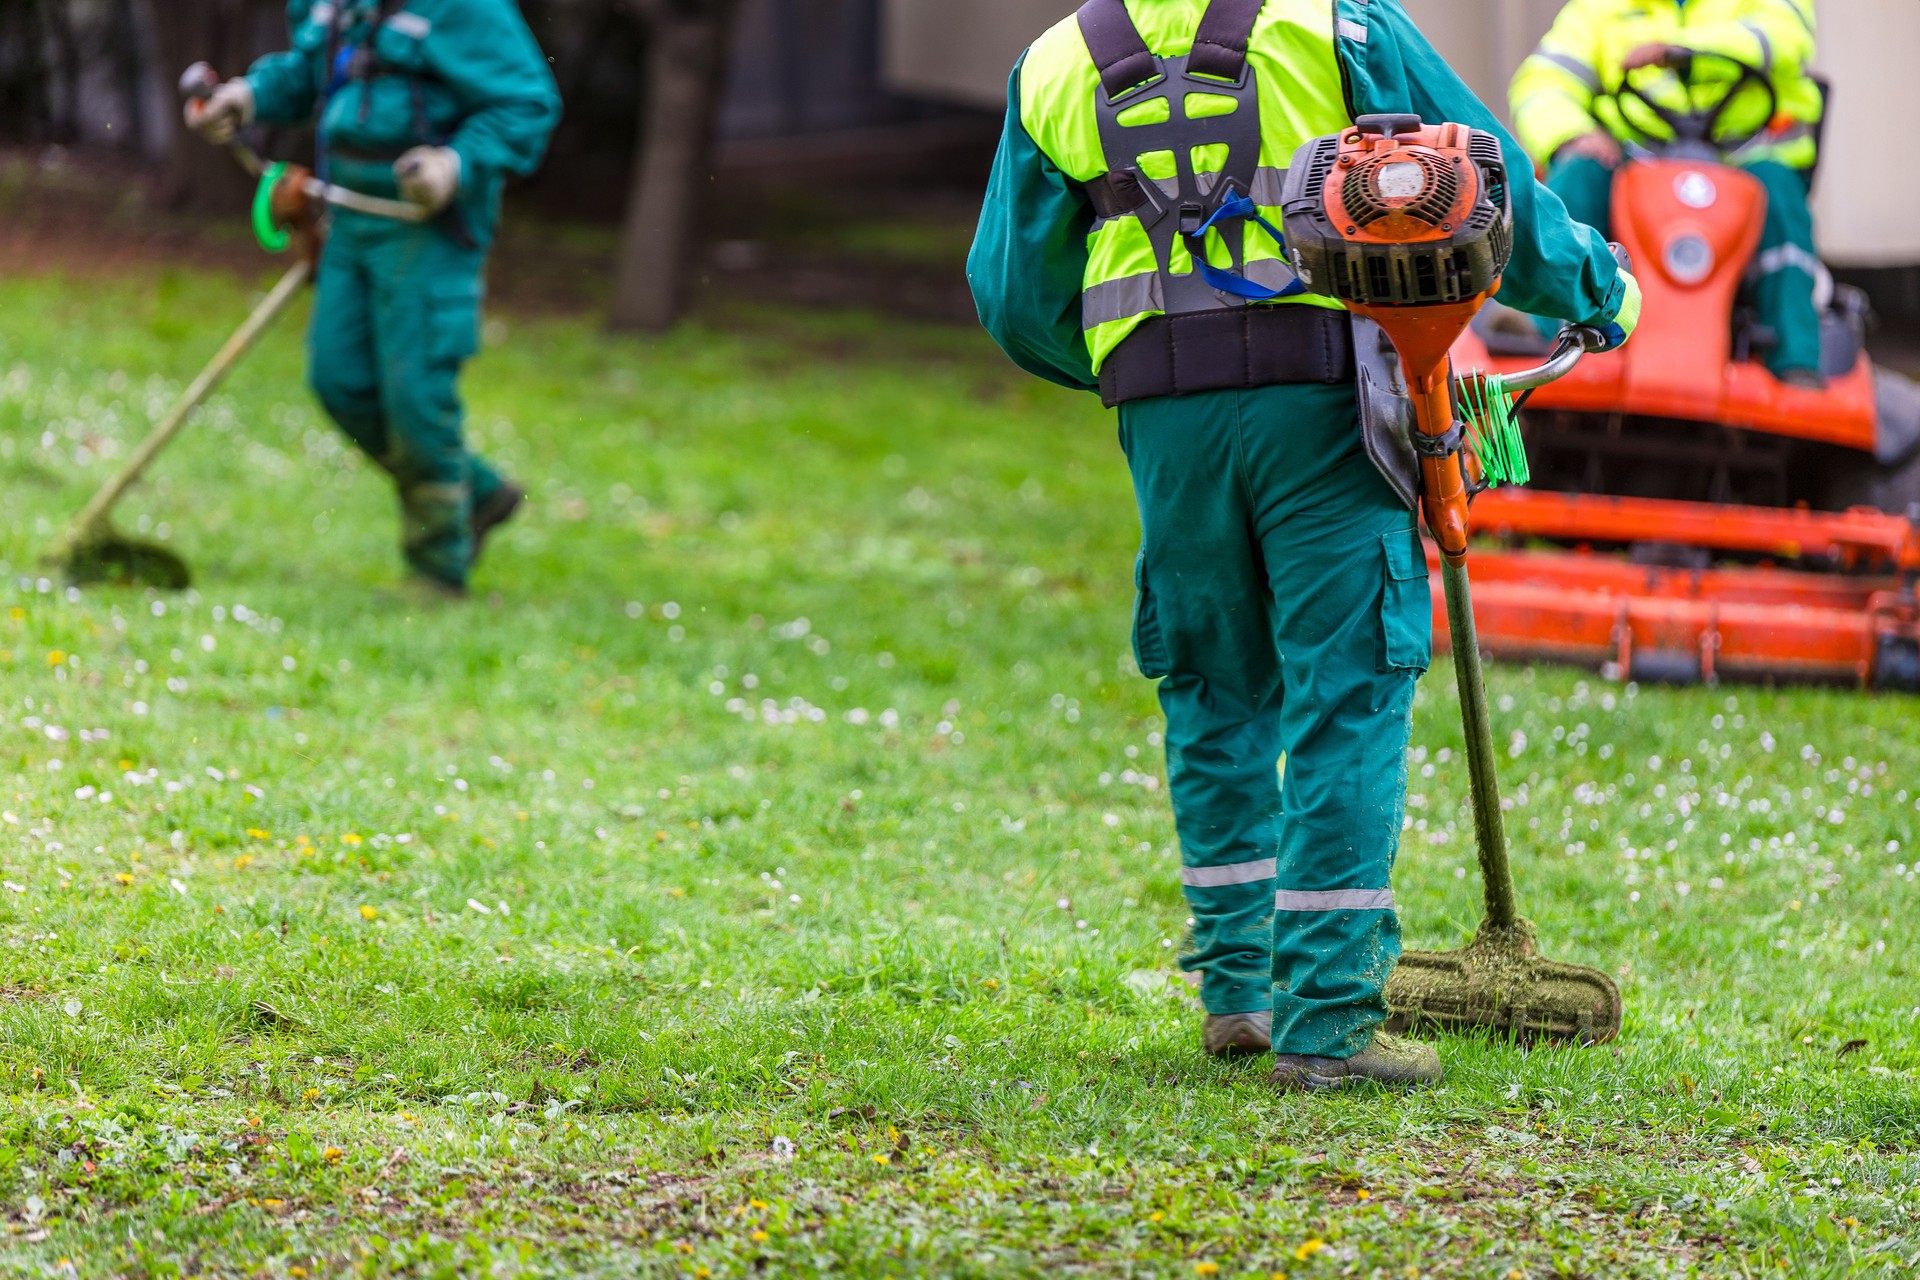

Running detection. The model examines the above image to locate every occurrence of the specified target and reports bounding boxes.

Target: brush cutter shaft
[48,261,312,560]
[1441,558,1519,929]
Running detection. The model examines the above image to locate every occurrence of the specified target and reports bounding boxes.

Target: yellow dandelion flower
[1294,1240,1326,1262]
[233,854,254,870]
[8,607,22,620]
[750,1198,769,1210]
[694,1268,711,1279]
[360,905,378,921]
[323,1147,343,1162]
[1195,1265,1219,1276]
[46,650,65,666]
[750,1230,769,1243]
[246,828,270,840]
[1149,1212,1163,1223]
[871,1153,891,1165]
[1356,1189,1371,1201]
[342,833,363,846]
[114,872,134,885]
[289,1269,308,1278]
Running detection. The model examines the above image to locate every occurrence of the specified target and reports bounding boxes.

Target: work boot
[1270,1032,1441,1093]
[1202,1011,1271,1057]
[471,481,525,564]
[396,571,469,604]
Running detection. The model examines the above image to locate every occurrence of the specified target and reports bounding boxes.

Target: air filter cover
[1282,115,1513,308]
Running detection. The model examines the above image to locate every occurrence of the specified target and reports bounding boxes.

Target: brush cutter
[1281,115,1623,1045]
[43,66,425,589]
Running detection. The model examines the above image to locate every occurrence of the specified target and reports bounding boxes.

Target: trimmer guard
[1386,918,1624,1045]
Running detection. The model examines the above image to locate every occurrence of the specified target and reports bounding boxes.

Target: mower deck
[1429,532,1920,689]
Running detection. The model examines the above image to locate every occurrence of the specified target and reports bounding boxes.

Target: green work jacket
[969,0,1632,392]
[246,0,561,247]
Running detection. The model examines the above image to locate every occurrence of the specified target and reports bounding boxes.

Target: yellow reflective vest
[1509,0,1820,171]
[1018,0,1354,370]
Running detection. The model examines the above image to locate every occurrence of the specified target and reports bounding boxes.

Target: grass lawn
[0,262,1917,1278]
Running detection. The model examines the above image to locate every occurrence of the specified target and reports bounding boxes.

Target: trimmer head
[59,530,192,591]
[1385,918,1622,1045]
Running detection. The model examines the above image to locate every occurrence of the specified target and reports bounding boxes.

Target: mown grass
[0,263,1917,1277]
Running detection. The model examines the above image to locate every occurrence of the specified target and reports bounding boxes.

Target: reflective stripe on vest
[1019,0,1353,372]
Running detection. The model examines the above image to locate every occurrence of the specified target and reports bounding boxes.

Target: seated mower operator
[1511,0,1824,386]
[187,0,561,596]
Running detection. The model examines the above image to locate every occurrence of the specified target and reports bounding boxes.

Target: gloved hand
[183,79,254,145]
[394,146,462,214]
[1555,129,1623,168]
[1582,269,1643,353]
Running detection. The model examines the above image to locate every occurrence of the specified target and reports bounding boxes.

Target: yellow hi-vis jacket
[1509,0,1820,170]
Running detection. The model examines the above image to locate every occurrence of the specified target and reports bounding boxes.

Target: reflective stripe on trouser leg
[1240,383,1428,1061]
[1740,159,1823,378]
[1120,389,1286,1018]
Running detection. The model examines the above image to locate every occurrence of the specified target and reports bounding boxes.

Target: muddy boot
[1269,1032,1441,1093]
[471,481,525,565]
[397,571,470,604]
[1202,1011,1271,1057]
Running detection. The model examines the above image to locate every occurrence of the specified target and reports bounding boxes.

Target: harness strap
[1075,0,1158,100]
[1100,306,1353,407]
[1188,0,1266,82]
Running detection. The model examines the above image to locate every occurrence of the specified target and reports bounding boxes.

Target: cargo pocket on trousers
[1379,527,1433,673]
[426,282,482,367]
[1132,550,1172,679]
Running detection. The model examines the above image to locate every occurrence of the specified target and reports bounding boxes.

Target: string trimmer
[42,64,424,590]
[1282,114,1623,1044]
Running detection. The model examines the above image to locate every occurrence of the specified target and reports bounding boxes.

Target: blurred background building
[1,0,1914,327]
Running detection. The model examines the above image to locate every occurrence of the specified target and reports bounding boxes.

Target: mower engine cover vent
[1282,116,1513,307]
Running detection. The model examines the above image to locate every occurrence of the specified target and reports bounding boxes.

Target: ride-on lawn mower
[1444,51,1920,690]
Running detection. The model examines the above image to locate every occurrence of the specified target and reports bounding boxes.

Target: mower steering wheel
[1610,48,1779,157]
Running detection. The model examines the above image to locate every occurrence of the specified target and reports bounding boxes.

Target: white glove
[184,79,254,145]
[394,146,462,214]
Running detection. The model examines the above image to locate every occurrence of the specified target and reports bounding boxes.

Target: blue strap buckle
[1184,191,1305,301]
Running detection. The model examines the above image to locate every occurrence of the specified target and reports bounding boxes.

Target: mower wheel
[1814,445,1920,519]
[1875,636,1920,694]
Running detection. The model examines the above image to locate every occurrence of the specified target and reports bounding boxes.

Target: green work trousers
[1547,154,1822,379]
[1120,380,1429,1059]
[308,210,504,587]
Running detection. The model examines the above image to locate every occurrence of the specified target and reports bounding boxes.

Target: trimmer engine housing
[1282,115,1513,306]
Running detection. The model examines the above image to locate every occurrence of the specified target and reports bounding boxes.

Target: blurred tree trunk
[140,0,282,210]
[609,0,741,332]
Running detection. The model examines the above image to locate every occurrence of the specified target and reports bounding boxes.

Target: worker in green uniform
[1511,0,1823,385]
[970,0,1639,1091]
[187,0,561,594]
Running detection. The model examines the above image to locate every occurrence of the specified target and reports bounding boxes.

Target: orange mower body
[1445,154,1920,690]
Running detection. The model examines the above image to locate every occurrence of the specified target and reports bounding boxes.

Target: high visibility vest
[1510,0,1821,171]
[1019,0,1355,372]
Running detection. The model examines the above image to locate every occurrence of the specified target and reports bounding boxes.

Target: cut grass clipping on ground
[1,266,1918,1277]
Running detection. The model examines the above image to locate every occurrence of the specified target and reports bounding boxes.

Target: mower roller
[43,65,423,589]
[1282,114,1622,1044]
[1449,50,1920,691]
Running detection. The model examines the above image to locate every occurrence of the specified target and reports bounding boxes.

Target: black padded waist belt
[1099,306,1355,407]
